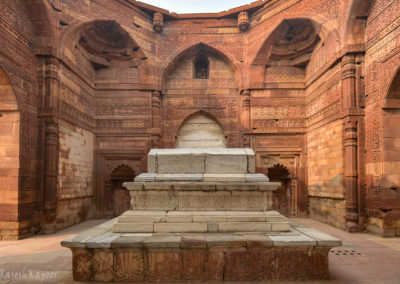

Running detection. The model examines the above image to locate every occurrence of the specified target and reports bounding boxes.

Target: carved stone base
[62,219,341,282]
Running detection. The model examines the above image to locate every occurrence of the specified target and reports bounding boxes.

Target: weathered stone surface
[192,211,226,222]
[203,174,247,182]
[205,154,248,174]
[64,219,340,282]
[143,235,181,248]
[134,173,156,182]
[113,250,145,281]
[113,223,153,233]
[218,222,271,232]
[271,222,291,232]
[295,227,342,247]
[166,211,193,222]
[93,249,113,281]
[154,223,207,233]
[157,152,204,174]
[181,235,207,248]
[72,248,93,281]
[206,234,246,247]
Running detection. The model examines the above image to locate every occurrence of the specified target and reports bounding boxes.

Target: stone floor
[0,218,399,284]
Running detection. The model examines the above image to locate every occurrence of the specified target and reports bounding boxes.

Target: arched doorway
[0,68,20,223]
[108,165,135,216]
[267,164,292,217]
[176,112,226,148]
[381,68,400,235]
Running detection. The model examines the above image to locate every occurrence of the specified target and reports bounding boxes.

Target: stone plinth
[113,210,290,233]
[61,219,341,282]
[115,148,284,234]
[62,148,341,281]
[147,148,256,174]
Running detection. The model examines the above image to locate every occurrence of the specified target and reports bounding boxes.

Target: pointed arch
[161,42,240,88]
[383,66,400,109]
[341,0,372,46]
[0,67,20,224]
[24,0,55,48]
[175,110,227,148]
[0,68,19,111]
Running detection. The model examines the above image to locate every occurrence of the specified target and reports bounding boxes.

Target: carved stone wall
[1,0,400,237]
[57,120,94,230]
[307,121,346,229]
[162,46,240,148]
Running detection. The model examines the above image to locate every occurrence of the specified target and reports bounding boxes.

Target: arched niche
[267,164,292,217]
[382,68,400,190]
[108,165,135,216]
[379,66,400,231]
[59,20,146,84]
[252,18,329,89]
[176,112,226,148]
[0,68,20,222]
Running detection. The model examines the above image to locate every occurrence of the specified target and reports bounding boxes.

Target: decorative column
[341,55,357,110]
[42,57,60,233]
[341,54,359,232]
[238,11,249,32]
[241,89,251,147]
[153,13,163,33]
[151,90,162,148]
[344,119,359,231]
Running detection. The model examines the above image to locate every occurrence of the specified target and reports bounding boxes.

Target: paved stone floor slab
[0,218,400,283]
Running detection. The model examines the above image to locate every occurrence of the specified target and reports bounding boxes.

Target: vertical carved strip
[42,57,60,233]
[341,54,362,232]
[344,119,359,231]
[342,55,357,110]
[151,91,162,148]
[241,89,251,147]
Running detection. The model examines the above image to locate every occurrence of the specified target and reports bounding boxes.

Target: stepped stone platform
[61,219,341,282]
[62,148,341,281]
[113,210,290,233]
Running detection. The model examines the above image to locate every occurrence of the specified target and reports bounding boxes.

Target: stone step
[113,210,290,233]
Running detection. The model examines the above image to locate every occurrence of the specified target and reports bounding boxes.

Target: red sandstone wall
[364,0,400,236]
[0,0,400,238]
[57,120,94,230]
[0,0,43,239]
[162,51,240,148]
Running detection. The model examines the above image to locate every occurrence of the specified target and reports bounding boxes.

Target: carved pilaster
[44,57,60,109]
[344,118,359,232]
[238,11,249,32]
[341,54,357,110]
[240,89,251,129]
[240,90,251,148]
[43,119,59,233]
[153,13,163,33]
[41,57,60,233]
[151,91,162,148]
